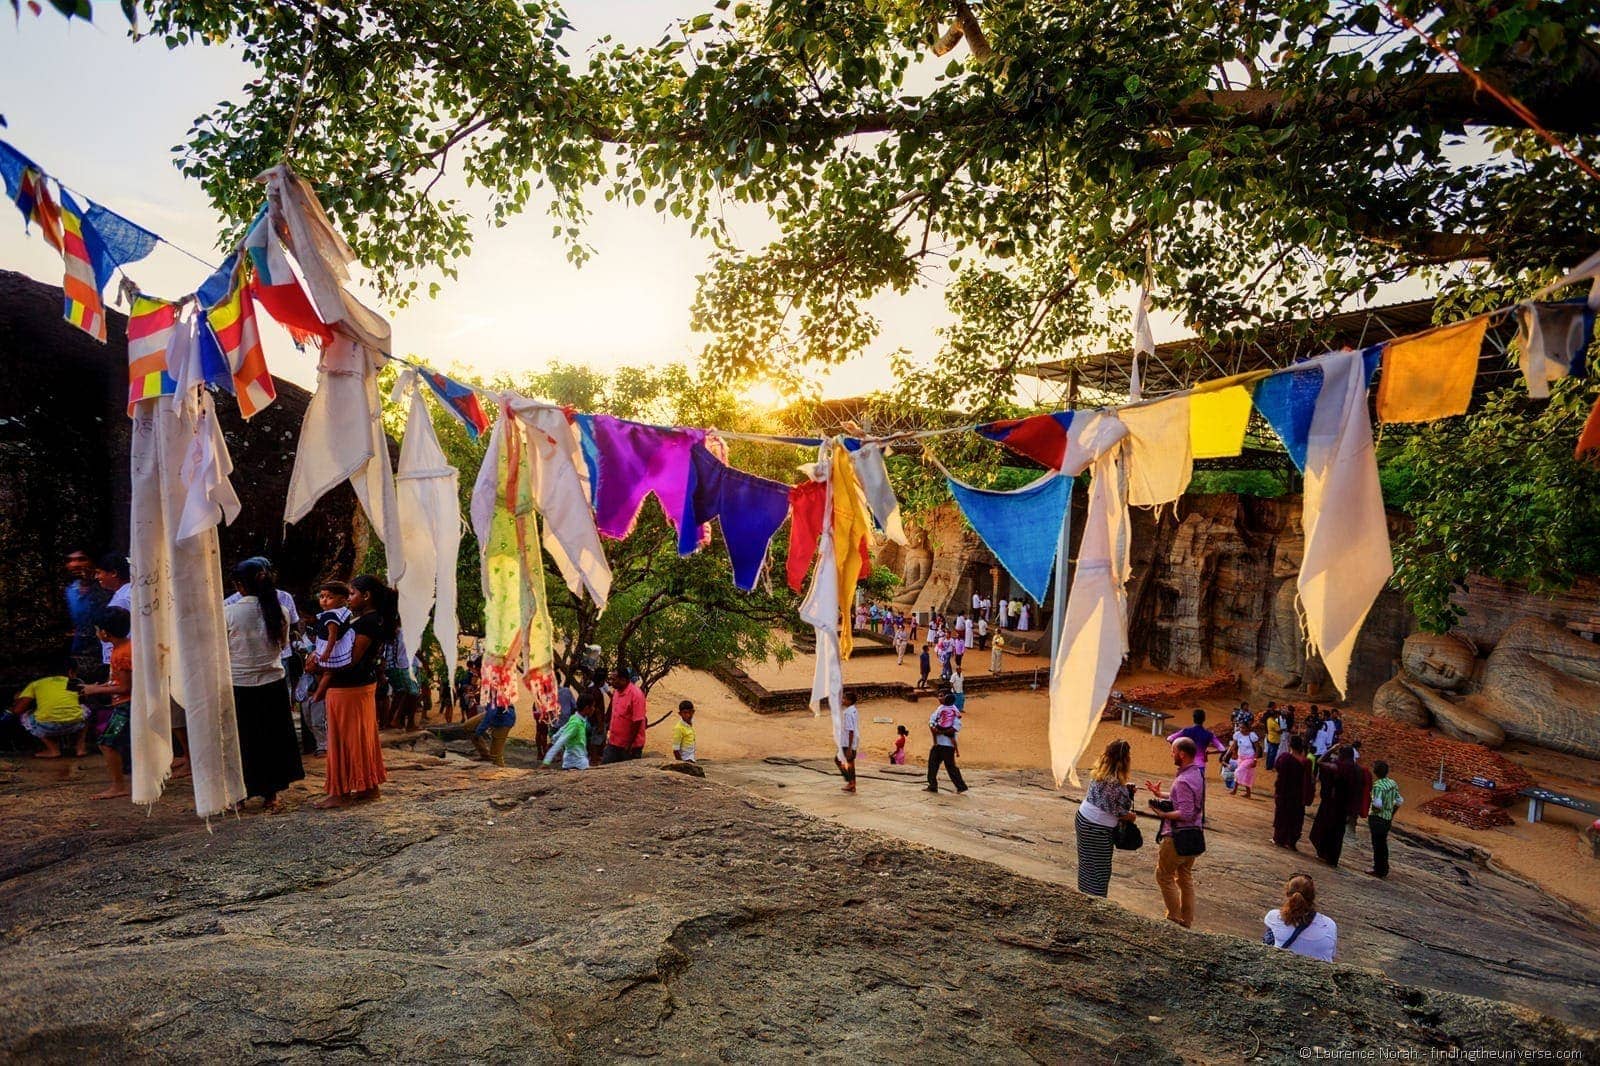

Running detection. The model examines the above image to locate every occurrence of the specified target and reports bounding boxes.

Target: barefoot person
[316,575,392,809]
[924,688,968,794]
[224,559,305,813]
[835,689,859,793]
[80,607,133,799]
[1366,761,1403,879]
[9,657,90,759]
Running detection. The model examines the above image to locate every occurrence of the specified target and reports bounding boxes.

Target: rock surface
[1,755,1594,1063]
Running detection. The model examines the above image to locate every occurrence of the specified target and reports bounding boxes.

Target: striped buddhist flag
[204,268,277,419]
[17,167,64,253]
[58,189,106,342]
[126,294,179,413]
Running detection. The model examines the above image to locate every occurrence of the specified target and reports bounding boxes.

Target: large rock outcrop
[0,269,366,692]
[1,758,1593,1061]
[1469,617,1600,759]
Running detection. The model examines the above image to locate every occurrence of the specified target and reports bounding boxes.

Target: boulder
[1401,679,1504,748]
[1371,677,1430,728]
[1400,633,1478,692]
[1473,617,1600,759]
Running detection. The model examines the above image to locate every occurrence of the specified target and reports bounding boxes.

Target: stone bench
[1520,786,1600,824]
[1115,701,1173,736]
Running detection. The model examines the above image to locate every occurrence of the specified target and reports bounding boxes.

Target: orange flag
[1376,317,1488,423]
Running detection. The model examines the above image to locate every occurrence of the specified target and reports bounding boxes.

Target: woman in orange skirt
[315,574,392,808]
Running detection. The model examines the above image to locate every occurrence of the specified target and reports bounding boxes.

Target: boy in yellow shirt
[672,701,697,763]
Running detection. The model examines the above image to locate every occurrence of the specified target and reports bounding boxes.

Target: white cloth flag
[1119,395,1192,508]
[256,164,391,356]
[177,395,242,539]
[512,398,612,608]
[284,336,405,583]
[1061,410,1129,476]
[1130,284,1154,401]
[850,443,908,545]
[1514,302,1592,400]
[393,373,462,680]
[1050,443,1132,787]
[129,391,246,816]
[1298,349,1392,696]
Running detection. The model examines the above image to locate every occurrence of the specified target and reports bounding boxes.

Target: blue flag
[946,470,1071,604]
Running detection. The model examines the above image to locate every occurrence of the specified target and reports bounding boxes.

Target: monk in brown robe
[1309,744,1354,866]
[1272,734,1315,849]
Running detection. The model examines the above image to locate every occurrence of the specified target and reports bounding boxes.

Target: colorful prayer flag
[422,370,491,440]
[1188,371,1269,459]
[976,411,1077,468]
[126,293,179,413]
[17,168,64,253]
[204,267,277,419]
[242,205,333,347]
[946,469,1071,605]
[83,201,159,289]
[59,189,107,341]
[1376,317,1487,423]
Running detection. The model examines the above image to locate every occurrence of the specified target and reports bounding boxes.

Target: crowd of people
[13,557,1402,960]
[1073,699,1407,961]
[4,549,695,811]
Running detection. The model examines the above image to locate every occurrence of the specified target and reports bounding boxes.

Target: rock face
[1472,617,1600,759]
[1,759,1592,1062]
[0,269,366,693]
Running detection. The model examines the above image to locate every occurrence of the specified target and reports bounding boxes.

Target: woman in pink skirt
[1227,722,1262,799]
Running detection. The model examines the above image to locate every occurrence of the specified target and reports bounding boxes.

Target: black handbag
[1113,820,1144,851]
[1172,825,1206,856]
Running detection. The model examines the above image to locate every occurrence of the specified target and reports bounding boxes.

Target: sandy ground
[642,652,1600,920]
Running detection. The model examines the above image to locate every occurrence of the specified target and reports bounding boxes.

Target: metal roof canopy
[1024,298,1518,402]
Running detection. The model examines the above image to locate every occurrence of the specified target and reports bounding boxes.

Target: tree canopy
[116,0,1600,413]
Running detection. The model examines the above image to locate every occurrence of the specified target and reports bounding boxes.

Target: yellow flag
[1189,371,1269,459]
[1376,317,1487,423]
[830,442,873,660]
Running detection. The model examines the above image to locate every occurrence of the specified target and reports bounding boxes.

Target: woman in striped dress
[1076,739,1138,897]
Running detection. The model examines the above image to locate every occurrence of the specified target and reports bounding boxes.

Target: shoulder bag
[1112,819,1144,851]
[1264,914,1317,949]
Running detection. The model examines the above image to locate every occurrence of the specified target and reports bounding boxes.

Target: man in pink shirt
[601,668,648,764]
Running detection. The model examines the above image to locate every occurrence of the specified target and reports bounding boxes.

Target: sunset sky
[0,3,995,403]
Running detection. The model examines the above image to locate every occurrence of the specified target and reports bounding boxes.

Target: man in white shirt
[976,614,989,649]
[835,690,860,794]
[971,591,982,613]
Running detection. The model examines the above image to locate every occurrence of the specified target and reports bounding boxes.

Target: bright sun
[738,379,787,411]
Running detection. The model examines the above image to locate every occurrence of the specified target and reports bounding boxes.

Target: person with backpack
[1263,874,1338,961]
[1144,736,1205,928]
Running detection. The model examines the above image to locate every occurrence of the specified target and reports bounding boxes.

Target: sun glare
[739,379,787,411]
